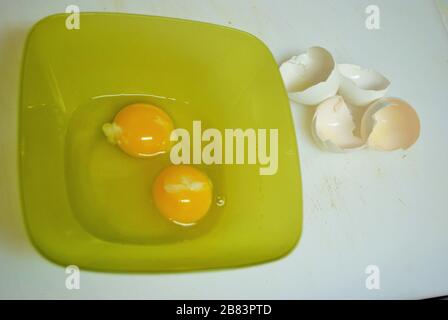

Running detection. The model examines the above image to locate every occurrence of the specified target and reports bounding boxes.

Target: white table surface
[0,0,447,299]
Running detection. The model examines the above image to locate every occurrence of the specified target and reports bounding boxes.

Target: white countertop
[0,0,447,299]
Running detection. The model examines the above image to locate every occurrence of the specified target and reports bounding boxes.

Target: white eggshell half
[338,64,390,107]
[280,47,339,106]
[312,96,365,152]
[361,98,420,151]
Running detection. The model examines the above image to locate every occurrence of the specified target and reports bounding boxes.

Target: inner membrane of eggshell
[338,64,390,91]
[367,100,420,150]
[280,47,335,92]
[314,97,364,149]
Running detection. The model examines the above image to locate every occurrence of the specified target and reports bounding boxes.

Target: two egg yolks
[103,103,212,225]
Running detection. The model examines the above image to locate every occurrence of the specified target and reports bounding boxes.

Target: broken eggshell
[338,64,390,107]
[279,47,339,105]
[312,96,365,152]
[361,98,420,151]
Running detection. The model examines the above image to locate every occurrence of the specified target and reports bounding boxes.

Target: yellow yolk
[153,165,213,225]
[103,103,174,158]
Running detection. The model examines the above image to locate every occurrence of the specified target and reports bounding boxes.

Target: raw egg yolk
[153,165,213,225]
[102,103,174,158]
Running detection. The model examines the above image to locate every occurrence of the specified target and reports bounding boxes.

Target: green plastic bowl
[19,13,302,272]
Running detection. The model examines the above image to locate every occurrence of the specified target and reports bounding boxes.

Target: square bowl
[19,13,302,272]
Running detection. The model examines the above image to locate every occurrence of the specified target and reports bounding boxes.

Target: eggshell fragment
[338,64,390,106]
[280,47,339,105]
[361,98,420,151]
[312,96,365,152]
